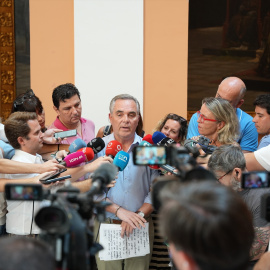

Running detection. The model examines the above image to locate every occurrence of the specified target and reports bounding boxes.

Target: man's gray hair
[208,144,246,174]
[109,94,140,114]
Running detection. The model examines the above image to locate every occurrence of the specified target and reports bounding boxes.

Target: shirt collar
[53,116,86,130]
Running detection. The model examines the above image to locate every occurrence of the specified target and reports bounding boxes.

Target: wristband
[115,206,121,217]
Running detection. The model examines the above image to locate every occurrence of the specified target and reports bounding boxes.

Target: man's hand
[85,156,113,173]
[38,159,65,173]
[55,150,68,159]
[43,128,64,144]
[116,208,146,238]
[107,180,116,188]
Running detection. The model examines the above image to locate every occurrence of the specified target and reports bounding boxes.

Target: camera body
[133,144,193,169]
[5,182,107,270]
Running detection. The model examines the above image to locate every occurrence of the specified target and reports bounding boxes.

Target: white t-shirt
[254,145,270,171]
[0,124,8,142]
[5,150,42,235]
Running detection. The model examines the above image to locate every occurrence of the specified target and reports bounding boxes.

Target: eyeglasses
[13,89,35,109]
[197,111,218,123]
[217,170,232,182]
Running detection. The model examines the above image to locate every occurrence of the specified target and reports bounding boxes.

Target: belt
[110,219,122,224]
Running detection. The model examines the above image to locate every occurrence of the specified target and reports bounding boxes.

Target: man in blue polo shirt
[187,77,258,152]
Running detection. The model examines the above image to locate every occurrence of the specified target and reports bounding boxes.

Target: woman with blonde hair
[194,97,239,147]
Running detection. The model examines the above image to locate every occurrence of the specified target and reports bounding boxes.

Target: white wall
[74,0,144,134]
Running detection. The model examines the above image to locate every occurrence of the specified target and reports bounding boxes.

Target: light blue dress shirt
[96,133,159,220]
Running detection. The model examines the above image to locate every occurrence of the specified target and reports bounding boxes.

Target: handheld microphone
[142,134,154,145]
[87,137,105,154]
[152,131,166,144]
[158,137,176,146]
[77,147,95,162]
[87,163,118,196]
[113,150,129,171]
[68,138,87,153]
[105,140,122,159]
[59,151,86,167]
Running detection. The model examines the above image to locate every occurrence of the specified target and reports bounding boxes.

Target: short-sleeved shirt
[187,108,258,152]
[254,145,270,171]
[49,117,95,145]
[258,134,270,150]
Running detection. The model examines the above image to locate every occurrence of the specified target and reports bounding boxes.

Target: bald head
[215,77,246,109]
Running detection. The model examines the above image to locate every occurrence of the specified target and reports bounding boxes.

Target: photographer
[159,180,254,270]
[208,145,270,265]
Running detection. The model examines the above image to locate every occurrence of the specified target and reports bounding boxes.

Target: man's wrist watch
[136,211,145,218]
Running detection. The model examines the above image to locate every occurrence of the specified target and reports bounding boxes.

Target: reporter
[194,97,239,147]
[154,113,187,143]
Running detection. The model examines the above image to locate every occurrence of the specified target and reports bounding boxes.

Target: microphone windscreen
[142,134,154,145]
[69,138,87,153]
[113,151,130,171]
[92,163,118,186]
[152,131,166,144]
[78,147,95,162]
[63,151,86,167]
[158,137,175,146]
[139,140,152,146]
[87,137,105,154]
[105,140,122,158]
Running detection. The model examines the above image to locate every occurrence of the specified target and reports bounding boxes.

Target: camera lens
[35,206,70,234]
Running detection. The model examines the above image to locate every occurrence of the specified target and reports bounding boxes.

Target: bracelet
[115,206,121,217]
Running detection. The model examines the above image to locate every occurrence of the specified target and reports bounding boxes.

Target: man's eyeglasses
[13,89,35,108]
[217,170,232,182]
[197,111,218,123]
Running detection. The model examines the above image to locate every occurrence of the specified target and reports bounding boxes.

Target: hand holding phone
[40,175,71,185]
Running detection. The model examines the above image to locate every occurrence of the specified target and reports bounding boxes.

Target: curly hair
[154,113,187,143]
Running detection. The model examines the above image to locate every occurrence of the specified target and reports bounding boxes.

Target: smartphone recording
[5,184,43,201]
[54,129,77,139]
[242,171,270,188]
[133,145,167,165]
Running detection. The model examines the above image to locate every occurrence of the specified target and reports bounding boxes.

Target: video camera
[133,143,199,211]
[4,163,117,270]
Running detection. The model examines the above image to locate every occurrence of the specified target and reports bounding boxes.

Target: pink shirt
[49,117,95,145]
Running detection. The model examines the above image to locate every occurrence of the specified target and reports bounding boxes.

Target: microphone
[87,163,118,196]
[158,137,176,146]
[59,151,86,167]
[113,150,130,171]
[152,131,166,144]
[142,134,154,145]
[87,137,105,154]
[68,138,87,153]
[105,140,122,159]
[77,147,95,162]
